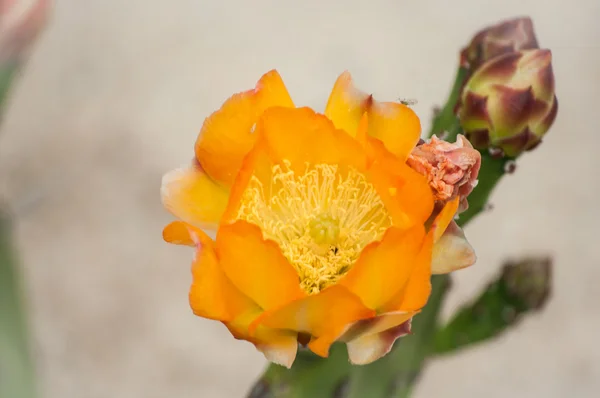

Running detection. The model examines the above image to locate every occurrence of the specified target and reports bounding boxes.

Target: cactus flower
[161,71,474,367]
[457,49,558,157]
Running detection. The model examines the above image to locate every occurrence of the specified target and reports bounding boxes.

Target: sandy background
[0,0,598,397]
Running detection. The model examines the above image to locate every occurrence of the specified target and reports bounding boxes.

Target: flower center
[236,161,392,294]
[309,214,340,245]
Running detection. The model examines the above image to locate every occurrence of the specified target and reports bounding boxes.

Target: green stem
[433,256,551,355]
[458,154,506,225]
[346,276,451,398]
[248,345,350,397]
[429,67,468,139]
[0,63,18,111]
[0,213,37,398]
[0,62,37,398]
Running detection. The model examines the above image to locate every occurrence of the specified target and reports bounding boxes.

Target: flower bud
[457,49,558,157]
[433,256,552,355]
[460,17,539,73]
[502,256,552,311]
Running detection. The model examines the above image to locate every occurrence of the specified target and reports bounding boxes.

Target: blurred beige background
[0,0,598,397]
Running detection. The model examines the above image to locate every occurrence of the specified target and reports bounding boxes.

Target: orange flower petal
[217,220,306,311]
[428,196,477,274]
[256,285,375,358]
[381,198,465,311]
[325,71,422,160]
[162,221,195,246]
[433,197,460,243]
[382,226,435,313]
[225,311,299,368]
[223,106,369,221]
[355,112,370,145]
[183,225,259,322]
[255,334,299,369]
[343,311,415,365]
[343,311,416,341]
[368,101,422,161]
[432,221,477,274]
[367,138,434,229]
[339,225,426,311]
[195,70,295,186]
[257,106,367,173]
[161,162,229,230]
[188,228,299,369]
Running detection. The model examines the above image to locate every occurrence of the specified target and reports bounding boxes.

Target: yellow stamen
[236,161,392,294]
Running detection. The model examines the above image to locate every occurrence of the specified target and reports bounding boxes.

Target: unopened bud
[457,49,558,157]
[460,17,539,72]
[502,256,552,310]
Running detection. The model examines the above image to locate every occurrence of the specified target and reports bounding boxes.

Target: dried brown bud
[407,134,481,212]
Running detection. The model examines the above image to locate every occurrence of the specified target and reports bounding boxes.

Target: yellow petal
[367,138,434,229]
[255,285,375,358]
[161,162,229,230]
[324,71,372,137]
[195,70,295,186]
[325,71,422,160]
[339,225,426,310]
[343,311,415,365]
[368,101,422,161]
[432,221,477,274]
[217,221,306,311]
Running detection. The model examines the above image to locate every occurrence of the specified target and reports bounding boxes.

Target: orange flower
[161,71,471,367]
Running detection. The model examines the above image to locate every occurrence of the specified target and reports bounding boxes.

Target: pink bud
[0,0,50,65]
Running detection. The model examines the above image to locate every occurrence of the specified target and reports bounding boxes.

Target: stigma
[236,161,391,294]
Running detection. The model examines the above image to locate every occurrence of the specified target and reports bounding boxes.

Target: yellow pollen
[236,161,392,294]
